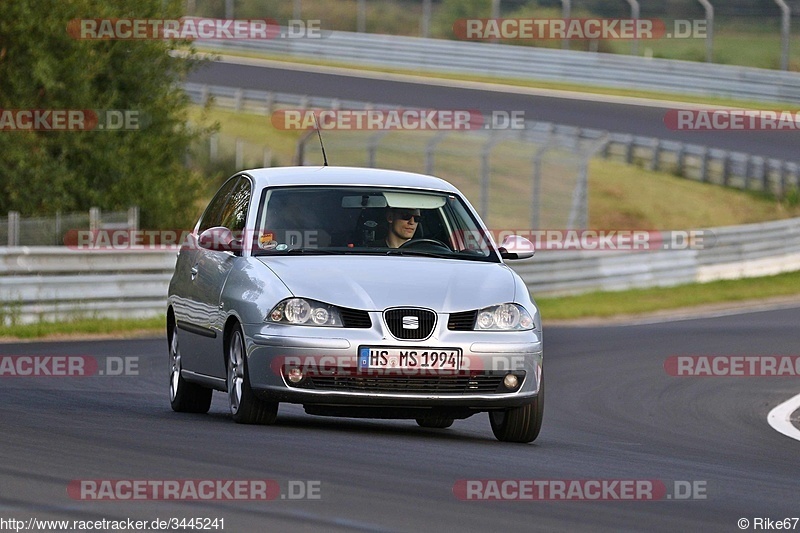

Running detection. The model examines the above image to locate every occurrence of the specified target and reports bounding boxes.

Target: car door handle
[190,265,198,281]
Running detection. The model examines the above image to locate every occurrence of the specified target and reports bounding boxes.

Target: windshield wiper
[253,248,340,256]
[383,249,454,259]
[285,248,340,255]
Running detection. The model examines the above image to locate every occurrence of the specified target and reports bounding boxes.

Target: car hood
[256,255,516,312]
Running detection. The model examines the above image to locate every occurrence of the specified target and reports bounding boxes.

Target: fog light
[503,373,519,390]
[287,368,304,384]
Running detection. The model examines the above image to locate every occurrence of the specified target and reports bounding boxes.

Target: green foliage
[785,188,800,207]
[432,0,492,38]
[0,0,212,228]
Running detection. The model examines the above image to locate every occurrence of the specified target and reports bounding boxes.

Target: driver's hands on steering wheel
[398,238,452,251]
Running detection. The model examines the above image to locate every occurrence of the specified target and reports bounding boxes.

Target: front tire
[227,326,278,425]
[169,323,212,413]
[489,375,544,443]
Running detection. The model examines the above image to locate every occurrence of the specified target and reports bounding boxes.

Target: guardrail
[514,217,800,295]
[194,31,800,104]
[185,82,800,198]
[3,217,799,324]
[0,248,176,325]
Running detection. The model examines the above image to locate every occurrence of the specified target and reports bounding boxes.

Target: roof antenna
[312,112,328,166]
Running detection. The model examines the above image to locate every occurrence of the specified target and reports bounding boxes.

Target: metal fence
[0,208,139,247]
[294,125,606,230]
[0,247,173,326]
[191,130,276,171]
[193,29,800,104]
[187,1,797,70]
[514,217,800,295]
[3,216,799,324]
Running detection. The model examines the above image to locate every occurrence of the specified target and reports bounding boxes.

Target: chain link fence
[295,126,607,230]
[189,131,276,172]
[191,125,601,230]
[0,208,139,247]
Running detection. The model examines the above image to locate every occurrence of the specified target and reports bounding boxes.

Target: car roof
[240,166,461,194]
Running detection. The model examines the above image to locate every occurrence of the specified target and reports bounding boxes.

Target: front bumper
[242,320,543,411]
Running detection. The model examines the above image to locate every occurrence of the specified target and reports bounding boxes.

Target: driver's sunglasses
[397,212,422,223]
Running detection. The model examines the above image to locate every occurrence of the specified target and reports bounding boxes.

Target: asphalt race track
[188,60,800,161]
[1,307,798,531]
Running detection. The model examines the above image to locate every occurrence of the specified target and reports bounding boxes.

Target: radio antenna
[312,112,328,166]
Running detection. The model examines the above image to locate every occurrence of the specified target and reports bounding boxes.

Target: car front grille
[299,372,522,394]
[384,308,436,340]
[340,308,372,328]
[447,310,477,331]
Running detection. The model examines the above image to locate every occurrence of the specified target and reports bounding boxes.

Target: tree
[0,0,210,228]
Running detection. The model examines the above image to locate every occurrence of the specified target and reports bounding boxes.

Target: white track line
[768,393,800,442]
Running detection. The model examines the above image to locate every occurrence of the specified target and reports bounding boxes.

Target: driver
[384,208,421,248]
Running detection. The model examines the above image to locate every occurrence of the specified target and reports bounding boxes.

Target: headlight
[268,298,343,327]
[475,303,535,331]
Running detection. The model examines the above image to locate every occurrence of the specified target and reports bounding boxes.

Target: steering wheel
[399,238,452,251]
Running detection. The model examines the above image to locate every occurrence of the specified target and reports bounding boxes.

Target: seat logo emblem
[402,316,419,330]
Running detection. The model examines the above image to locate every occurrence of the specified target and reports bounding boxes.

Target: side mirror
[198,226,242,253]
[498,235,535,260]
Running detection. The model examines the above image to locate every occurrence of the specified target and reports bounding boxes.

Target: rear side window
[198,176,251,233]
[219,178,251,232]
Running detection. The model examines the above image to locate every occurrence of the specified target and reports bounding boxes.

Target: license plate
[358,347,462,370]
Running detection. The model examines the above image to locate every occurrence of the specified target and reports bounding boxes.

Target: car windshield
[251,186,498,262]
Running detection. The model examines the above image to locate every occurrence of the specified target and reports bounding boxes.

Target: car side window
[198,177,239,233]
[218,177,251,233]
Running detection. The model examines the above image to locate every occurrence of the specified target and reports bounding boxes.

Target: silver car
[167,166,543,442]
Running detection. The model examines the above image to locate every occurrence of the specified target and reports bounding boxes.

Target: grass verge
[536,270,800,321]
[0,316,164,341]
